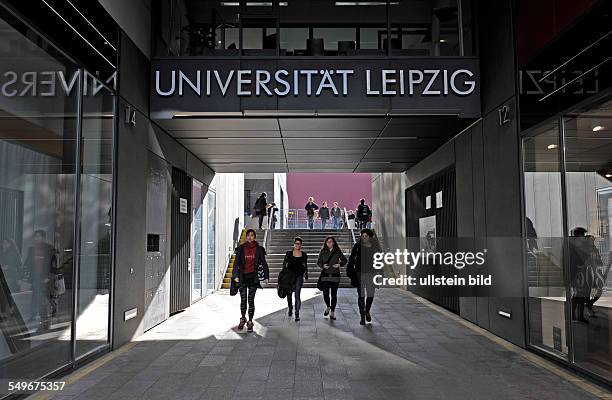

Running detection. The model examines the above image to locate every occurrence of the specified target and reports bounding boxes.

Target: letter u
[156,70,176,96]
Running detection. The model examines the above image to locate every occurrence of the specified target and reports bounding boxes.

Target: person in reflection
[331,202,342,229]
[319,201,330,230]
[348,229,382,326]
[282,237,308,321]
[317,236,347,321]
[24,230,58,330]
[1,238,22,293]
[305,197,319,230]
[525,217,538,253]
[233,229,269,333]
[568,227,602,322]
[253,192,268,229]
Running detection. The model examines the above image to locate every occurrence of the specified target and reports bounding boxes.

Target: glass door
[522,121,568,358]
[204,190,216,294]
[191,180,204,302]
[75,75,114,358]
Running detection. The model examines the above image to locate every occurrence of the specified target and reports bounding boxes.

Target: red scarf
[243,241,258,273]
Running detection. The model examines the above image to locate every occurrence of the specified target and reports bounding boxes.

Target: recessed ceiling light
[547,144,557,150]
[335,2,399,5]
[593,125,604,132]
[606,173,612,178]
[439,39,446,43]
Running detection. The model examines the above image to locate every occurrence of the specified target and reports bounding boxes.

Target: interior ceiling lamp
[592,125,605,132]
[220,2,288,5]
[335,2,400,5]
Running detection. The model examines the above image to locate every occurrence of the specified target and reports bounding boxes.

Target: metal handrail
[343,207,356,244]
[262,206,274,252]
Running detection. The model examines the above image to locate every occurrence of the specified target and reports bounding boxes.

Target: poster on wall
[419,216,436,252]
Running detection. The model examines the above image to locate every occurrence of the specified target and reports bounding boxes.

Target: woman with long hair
[232,229,269,332]
[317,236,347,320]
[282,237,308,321]
[348,229,382,325]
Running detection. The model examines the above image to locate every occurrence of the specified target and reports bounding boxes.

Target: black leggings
[240,286,257,320]
[322,283,338,310]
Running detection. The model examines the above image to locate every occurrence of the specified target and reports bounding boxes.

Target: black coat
[305,202,319,216]
[253,196,267,216]
[356,204,371,221]
[347,239,382,286]
[232,242,269,288]
[282,251,308,276]
[319,207,330,220]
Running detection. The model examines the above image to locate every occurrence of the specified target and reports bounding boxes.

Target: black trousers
[322,282,339,310]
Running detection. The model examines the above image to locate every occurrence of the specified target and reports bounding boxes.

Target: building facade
[0,0,610,395]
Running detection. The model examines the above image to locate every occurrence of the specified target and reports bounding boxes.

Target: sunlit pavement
[38,288,603,400]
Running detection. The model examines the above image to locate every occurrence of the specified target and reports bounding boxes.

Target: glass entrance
[191,180,204,302]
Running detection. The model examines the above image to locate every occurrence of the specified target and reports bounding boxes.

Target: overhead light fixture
[439,39,446,43]
[606,173,612,178]
[221,1,288,5]
[593,125,605,132]
[335,2,399,5]
[547,144,557,150]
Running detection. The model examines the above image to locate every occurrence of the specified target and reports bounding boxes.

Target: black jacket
[254,196,267,216]
[305,202,319,216]
[232,242,269,288]
[331,207,342,218]
[356,204,371,221]
[319,207,330,220]
[282,251,308,276]
[277,268,297,298]
[348,238,382,276]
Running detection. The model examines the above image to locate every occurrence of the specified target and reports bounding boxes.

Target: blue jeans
[321,218,328,229]
[331,216,339,229]
[307,215,314,229]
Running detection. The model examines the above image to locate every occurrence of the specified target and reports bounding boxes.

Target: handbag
[230,278,238,296]
[257,248,266,281]
[53,273,66,296]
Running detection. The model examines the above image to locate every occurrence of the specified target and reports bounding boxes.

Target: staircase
[263,229,355,288]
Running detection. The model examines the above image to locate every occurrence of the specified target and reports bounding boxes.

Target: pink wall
[287,173,372,211]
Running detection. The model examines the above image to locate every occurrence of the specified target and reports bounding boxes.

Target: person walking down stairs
[281,237,308,321]
[317,236,347,321]
[232,229,269,332]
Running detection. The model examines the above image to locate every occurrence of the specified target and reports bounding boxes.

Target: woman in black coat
[348,229,382,325]
[317,236,347,320]
[281,237,308,321]
[232,229,269,332]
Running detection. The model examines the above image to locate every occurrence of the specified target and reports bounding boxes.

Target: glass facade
[153,0,474,57]
[0,6,115,394]
[523,95,612,381]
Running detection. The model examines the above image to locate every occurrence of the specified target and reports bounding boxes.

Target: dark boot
[288,306,293,317]
[365,297,373,322]
[358,297,366,325]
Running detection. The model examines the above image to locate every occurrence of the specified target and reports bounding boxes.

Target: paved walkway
[37,289,607,400]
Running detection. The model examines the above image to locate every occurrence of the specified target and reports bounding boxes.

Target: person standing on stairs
[253,192,268,229]
[317,236,347,320]
[282,237,308,321]
[232,229,269,332]
[305,197,319,230]
[330,202,342,229]
[348,229,382,325]
[319,202,330,230]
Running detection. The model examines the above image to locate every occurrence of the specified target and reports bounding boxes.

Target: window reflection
[523,122,567,356]
[0,13,78,391]
[564,98,612,379]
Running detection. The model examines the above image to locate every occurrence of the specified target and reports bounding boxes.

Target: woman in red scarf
[232,229,269,332]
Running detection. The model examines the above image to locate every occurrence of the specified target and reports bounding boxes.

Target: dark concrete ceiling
[156,116,475,172]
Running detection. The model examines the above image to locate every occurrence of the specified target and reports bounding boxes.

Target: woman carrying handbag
[232,229,269,332]
[316,236,347,320]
